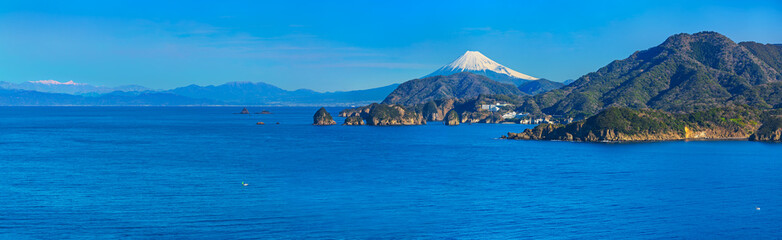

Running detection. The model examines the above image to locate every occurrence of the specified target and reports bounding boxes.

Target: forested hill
[531,31,782,118]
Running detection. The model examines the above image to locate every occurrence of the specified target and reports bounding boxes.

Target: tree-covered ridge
[382,72,525,106]
[740,42,782,74]
[532,31,782,118]
[518,79,565,95]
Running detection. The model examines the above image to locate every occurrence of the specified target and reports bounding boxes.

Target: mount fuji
[425,51,539,86]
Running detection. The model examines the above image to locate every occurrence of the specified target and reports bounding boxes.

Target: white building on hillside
[480,103,512,112]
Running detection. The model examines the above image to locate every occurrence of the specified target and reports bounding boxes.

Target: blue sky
[1,0,781,91]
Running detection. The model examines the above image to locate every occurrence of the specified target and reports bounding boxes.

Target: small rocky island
[313,107,336,125]
[444,109,460,126]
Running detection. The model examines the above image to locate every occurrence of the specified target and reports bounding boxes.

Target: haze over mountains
[167,82,399,106]
[0,80,398,106]
[0,80,151,95]
[0,50,565,106]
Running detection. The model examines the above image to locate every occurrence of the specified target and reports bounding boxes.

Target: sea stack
[240,107,249,114]
[444,110,460,126]
[313,107,336,125]
[343,115,365,126]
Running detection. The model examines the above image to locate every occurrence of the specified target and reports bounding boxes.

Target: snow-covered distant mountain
[0,80,151,95]
[425,51,538,86]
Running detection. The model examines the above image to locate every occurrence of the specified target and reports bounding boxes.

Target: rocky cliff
[343,115,365,126]
[339,103,425,126]
[366,104,426,126]
[749,115,782,141]
[313,107,336,125]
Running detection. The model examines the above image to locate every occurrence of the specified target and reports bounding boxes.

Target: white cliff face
[426,51,538,81]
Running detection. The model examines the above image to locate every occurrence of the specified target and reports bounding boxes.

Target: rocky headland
[339,103,425,126]
[502,107,782,142]
[749,116,782,141]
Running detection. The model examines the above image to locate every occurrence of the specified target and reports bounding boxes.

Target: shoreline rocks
[339,103,426,126]
[343,115,365,125]
[366,104,425,126]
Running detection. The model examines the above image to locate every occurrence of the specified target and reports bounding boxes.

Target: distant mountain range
[0,80,398,106]
[166,81,399,106]
[0,88,219,106]
[0,80,151,95]
[0,49,568,106]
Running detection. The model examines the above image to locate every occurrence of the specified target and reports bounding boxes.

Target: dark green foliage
[740,42,782,73]
[518,79,565,95]
[749,112,782,141]
[420,101,438,117]
[757,116,782,133]
[516,98,542,115]
[689,41,721,69]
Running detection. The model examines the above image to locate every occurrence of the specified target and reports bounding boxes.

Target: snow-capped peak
[28,80,85,85]
[426,51,538,81]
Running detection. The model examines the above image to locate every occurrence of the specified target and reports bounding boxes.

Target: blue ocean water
[1,106,781,239]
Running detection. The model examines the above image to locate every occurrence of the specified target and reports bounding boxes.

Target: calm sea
[1,107,781,239]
